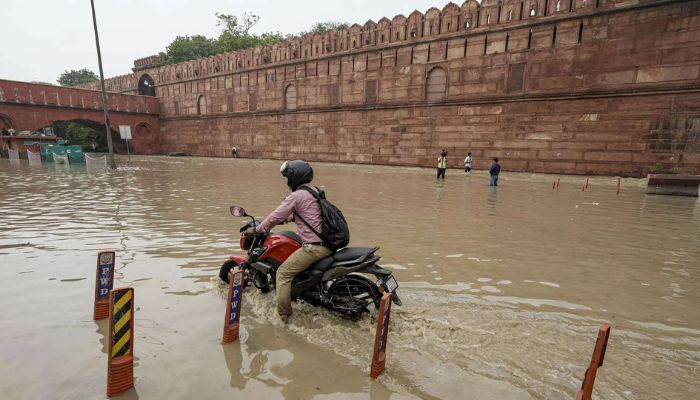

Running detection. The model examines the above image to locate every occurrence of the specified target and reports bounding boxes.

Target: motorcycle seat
[309,257,334,272]
[308,247,378,273]
[333,247,376,262]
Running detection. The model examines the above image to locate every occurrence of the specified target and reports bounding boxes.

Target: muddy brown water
[0,156,698,400]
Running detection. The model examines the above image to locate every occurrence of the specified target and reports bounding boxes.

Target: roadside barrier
[370,292,393,379]
[576,324,611,400]
[222,269,245,344]
[107,288,135,397]
[53,152,69,164]
[27,149,41,164]
[93,251,116,320]
[85,153,107,171]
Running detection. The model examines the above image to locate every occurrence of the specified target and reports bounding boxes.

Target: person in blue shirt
[489,158,501,186]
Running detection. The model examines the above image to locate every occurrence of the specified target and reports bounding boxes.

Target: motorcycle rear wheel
[327,274,382,320]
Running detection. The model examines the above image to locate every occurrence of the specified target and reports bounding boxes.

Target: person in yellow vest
[437,149,447,180]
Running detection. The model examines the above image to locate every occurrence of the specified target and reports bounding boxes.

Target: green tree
[215,12,284,53]
[160,35,221,64]
[215,12,260,35]
[300,21,349,36]
[160,12,286,64]
[217,30,285,53]
[51,121,107,151]
[57,69,99,87]
[158,14,353,65]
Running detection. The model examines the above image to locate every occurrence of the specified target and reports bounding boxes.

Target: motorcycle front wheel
[218,260,238,283]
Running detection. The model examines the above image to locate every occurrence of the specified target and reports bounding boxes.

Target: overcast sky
[1,0,449,84]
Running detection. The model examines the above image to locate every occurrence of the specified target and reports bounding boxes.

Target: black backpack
[294,186,350,251]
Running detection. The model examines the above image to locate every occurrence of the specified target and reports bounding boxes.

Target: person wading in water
[437,149,448,180]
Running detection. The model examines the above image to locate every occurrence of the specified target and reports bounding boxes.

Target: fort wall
[84,0,700,176]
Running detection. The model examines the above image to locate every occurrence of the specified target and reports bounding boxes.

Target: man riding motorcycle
[244,160,331,323]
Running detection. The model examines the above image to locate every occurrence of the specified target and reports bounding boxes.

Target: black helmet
[280,160,313,191]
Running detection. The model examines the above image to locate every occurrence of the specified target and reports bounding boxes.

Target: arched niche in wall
[197,95,207,115]
[134,122,153,141]
[137,74,156,96]
[0,113,14,129]
[426,66,447,102]
[284,84,297,110]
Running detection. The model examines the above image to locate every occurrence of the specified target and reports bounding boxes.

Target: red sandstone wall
[159,91,700,176]
[93,0,700,175]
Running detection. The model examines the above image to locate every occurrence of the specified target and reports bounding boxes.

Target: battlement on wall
[100,0,666,92]
[133,55,161,71]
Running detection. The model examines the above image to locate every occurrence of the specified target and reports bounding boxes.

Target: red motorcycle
[219,206,401,320]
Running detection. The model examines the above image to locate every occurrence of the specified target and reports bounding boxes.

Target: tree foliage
[300,21,349,36]
[51,121,107,151]
[158,13,351,65]
[217,31,285,53]
[57,69,99,87]
[215,12,260,35]
[160,12,285,64]
[160,35,221,64]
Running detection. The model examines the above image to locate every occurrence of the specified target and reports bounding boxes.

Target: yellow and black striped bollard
[107,288,134,397]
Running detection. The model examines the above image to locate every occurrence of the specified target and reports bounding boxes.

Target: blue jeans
[490,175,499,186]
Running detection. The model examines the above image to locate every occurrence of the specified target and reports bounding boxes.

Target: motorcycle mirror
[230,206,248,217]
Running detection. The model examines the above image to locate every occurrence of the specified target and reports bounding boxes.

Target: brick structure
[0,80,160,154]
[81,0,700,176]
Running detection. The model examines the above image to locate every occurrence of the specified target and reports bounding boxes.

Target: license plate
[384,275,399,292]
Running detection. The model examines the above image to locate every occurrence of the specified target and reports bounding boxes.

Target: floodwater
[0,156,698,400]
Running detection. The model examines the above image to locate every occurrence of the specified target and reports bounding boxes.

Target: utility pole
[90,0,116,169]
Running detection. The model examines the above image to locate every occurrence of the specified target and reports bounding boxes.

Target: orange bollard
[370,292,393,379]
[616,177,621,196]
[93,251,116,320]
[223,269,245,344]
[576,325,611,400]
[107,288,135,397]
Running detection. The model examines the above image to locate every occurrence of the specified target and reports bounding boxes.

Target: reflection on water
[0,156,699,399]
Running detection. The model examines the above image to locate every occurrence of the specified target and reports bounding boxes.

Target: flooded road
[1,156,698,399]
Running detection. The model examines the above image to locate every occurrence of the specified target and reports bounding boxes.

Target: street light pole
[90,0,116,169]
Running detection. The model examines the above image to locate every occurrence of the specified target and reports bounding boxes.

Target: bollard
[222,269,245,344]
[107,288,134,397]
[576,324,611,400]
[94,251,116,320]
[552,181,556,190]
[585,178,589,190]
[616,177,621,196]
[370,292,393,379]
[557,178,560,189]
